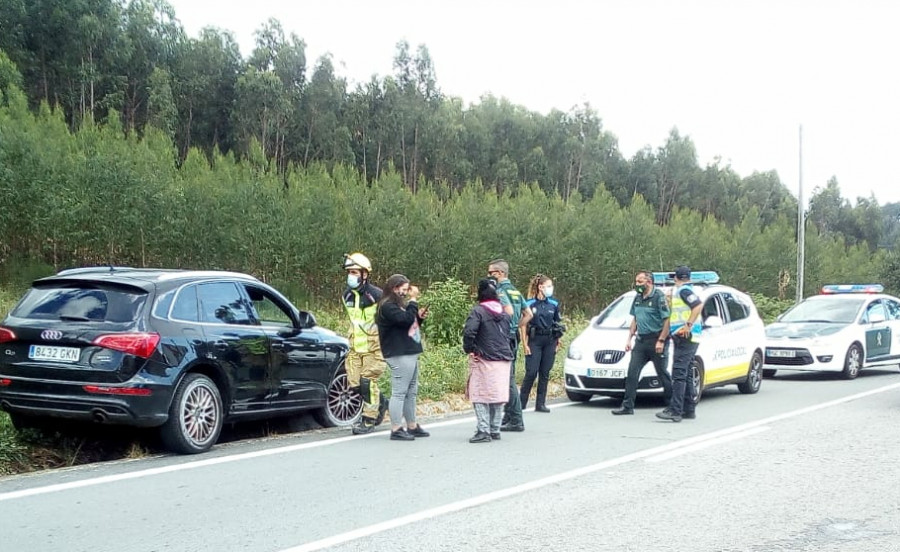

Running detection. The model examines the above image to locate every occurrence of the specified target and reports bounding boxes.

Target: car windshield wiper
[59,315,91,322]
[791,319,836,324]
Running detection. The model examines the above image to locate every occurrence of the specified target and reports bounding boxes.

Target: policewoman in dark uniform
[612,270,673,415]
[519,274,564,413]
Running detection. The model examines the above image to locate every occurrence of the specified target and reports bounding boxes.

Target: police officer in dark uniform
[520,274,564,413]
[612,270,673,415]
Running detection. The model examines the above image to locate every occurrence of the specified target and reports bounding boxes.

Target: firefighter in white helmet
[343,253,389,434]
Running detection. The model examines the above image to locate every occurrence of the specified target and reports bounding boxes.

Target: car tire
[840,343,863,380]
[738,351,764,394]
[565,389,592,402]
[160,373,224,454]
[313,366,363,428]
[690,358,705,403]
[762,369,777,378]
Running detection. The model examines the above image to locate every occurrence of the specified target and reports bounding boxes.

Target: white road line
[2,381,898,506]
[0,403,569,502]
[278,381,900,552]
[644,426,770,463]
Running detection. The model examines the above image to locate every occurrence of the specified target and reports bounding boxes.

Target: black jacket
[462,303,513,361]
[376,300,424,358]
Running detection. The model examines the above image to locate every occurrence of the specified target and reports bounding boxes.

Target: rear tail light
[83,385,152,396]
[0,327,16,343]
[92,333,161,358]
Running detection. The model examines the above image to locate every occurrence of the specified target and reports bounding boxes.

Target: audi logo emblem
[41,330,63,341]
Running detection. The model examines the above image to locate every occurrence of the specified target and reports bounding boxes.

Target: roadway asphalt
[1,368,899,552]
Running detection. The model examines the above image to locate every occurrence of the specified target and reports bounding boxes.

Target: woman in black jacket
[376,274,430,441]
[462,279,513,443]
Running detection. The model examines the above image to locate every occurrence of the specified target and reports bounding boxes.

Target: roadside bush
[0,414,32,475]
[420,278,471,347]
[750,293,794,324]
[417,343,468,400]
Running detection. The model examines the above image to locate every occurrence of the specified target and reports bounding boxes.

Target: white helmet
[343,252,372,272]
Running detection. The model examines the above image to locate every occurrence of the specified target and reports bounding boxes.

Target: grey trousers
[473,403,503,434]
[386,354,420,427]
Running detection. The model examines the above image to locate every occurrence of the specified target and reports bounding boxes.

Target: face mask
[542,286,554,298]
[347,274,360,288]
[487,275,498,284]
[634,284,646,294]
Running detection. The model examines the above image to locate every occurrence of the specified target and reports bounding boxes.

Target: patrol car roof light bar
[821,284,884,294]
[652,271,720,286]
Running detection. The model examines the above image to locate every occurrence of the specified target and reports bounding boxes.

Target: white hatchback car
[564,272,766,403]
[764,284,900,379]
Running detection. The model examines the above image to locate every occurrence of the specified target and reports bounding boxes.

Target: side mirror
[297,311,317,329]
[704,315,724,328]
[277,327,301,338]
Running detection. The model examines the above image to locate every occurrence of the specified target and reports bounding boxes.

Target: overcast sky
[169,0,900,205]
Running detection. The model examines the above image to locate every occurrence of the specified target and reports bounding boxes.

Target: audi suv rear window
[11,284,148,323]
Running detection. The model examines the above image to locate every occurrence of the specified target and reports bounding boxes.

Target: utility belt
[529,323,566,339]
[636,331,661,342]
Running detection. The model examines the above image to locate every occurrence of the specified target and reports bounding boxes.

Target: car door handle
[213,337,241,350]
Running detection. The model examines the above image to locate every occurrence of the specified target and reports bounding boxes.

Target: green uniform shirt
[629,287,670,335]
[496,278,527,337]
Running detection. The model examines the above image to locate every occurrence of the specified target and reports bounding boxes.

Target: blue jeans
[669,336,699,416]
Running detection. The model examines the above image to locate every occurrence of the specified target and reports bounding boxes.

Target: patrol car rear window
[594,295,633,328]
[12,284,148,323]
[780,297,864,324]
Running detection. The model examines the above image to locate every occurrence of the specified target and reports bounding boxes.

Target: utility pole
[796,125,805,304]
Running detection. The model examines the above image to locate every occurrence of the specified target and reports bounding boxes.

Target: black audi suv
[0,267,362,453]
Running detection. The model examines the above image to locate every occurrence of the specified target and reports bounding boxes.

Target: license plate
[767,349,796,358]
[28,345,80,362]
[587,368,624,378]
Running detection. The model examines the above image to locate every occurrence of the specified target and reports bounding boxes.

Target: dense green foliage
[1,0,898,254]
[0,83,893,306]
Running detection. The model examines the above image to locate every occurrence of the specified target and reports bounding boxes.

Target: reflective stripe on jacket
[669,284,702,342]
[344,285,382,353]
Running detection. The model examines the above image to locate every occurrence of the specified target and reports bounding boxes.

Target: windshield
[779,297,864,324]
[593,294,634,328]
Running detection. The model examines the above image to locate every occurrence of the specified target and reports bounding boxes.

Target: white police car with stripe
[564,271,766,403]
[763,284,900,379]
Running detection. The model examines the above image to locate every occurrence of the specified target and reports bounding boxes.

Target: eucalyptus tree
[146,66,176,138]
[297,54,351,168]
[390,40,442,191]
[118,0,183,132]
[172,27,242,159]
[653,128,701,225]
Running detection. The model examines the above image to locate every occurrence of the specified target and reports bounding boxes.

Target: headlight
[567,345,583,361]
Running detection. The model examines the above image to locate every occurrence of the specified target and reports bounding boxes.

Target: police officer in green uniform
[488,259,532,432]
[657,266,703,422]
[612,270,673,415]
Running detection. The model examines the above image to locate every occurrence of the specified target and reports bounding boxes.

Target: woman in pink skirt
[462,278,513,443]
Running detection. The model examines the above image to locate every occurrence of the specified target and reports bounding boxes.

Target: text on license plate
[768,349,796,358]
[29,345,80,362]
[587,368,625,378]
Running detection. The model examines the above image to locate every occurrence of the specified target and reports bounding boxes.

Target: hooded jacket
[462,300,514,361]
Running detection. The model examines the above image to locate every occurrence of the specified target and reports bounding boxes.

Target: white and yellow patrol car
[764,284,900,379]
[564,272,766,403]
